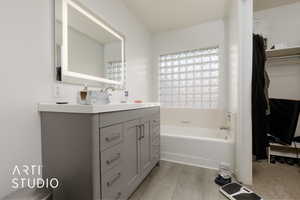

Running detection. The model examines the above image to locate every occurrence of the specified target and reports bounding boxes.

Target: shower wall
[152,19,229,129]
[160,108,226,128]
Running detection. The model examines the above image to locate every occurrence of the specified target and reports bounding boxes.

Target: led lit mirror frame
[60,0,125,86]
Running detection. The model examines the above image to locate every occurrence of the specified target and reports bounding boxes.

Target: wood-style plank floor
[129,160,300,200]
[129,161,227,200]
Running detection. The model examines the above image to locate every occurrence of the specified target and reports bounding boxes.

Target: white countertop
[38,102,160,113]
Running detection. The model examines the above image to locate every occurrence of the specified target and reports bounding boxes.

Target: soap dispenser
[121,90,129,103]
[78,84,88,105]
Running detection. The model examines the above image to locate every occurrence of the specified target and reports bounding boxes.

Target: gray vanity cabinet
[40,107,160,200]
[121,117,157,198]
[150,113,160,166]
[140,117,153,178]
[122,119,141,197]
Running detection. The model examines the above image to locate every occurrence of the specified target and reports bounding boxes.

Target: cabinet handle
[107,172,121,187]
[137,126,142,140]
[105,134,120,142]
[106,153,121,165]
[141,124,145,139]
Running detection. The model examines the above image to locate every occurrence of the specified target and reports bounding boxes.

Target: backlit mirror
[55,0,125,86]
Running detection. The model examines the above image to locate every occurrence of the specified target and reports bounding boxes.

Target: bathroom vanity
[46,1,160,199]
[39,103,160,200]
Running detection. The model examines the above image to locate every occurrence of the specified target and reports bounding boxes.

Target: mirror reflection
[55,0,124,85]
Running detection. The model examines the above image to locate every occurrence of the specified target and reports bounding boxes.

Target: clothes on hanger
[252,34,269,160]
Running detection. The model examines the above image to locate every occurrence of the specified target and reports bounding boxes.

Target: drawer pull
[107,172,121,187]
[106,153,121,165]
[141,124,145,139]
[115,192,122,200]
[137,126,142,140]
[105,135,120,143]
[137,124,145,140]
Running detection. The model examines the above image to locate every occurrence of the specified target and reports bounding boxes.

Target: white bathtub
[160,125,234,170]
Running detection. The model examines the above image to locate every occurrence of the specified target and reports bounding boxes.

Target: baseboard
[161,151,219,170]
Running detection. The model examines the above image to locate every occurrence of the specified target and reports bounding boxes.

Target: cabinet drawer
[100,124,123,151]
[101,165,124,200]
[101,143,122,174]
[99,107,160,127]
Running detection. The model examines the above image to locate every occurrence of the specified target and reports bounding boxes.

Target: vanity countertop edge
[38,102,160,114]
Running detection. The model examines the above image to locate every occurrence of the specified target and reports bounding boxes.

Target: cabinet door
[140,118,152,177]
[122,119,141,197]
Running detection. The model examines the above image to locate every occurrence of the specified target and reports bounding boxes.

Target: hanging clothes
[264,71,270,115]
[252,34,269,160]
[269,98,300,145]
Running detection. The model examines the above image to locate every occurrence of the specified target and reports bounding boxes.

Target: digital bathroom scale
[219,182,263,200]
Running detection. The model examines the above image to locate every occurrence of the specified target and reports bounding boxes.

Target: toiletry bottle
[124,91,129,103]
[121,91,128,103]
[79,84,88,105]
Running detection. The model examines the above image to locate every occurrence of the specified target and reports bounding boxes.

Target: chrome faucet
[103,86,115,93]
[95,87,115,104]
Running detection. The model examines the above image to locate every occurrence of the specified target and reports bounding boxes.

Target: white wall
[225,0,240,180]
[0,1,53,197]
[152,20,228,128]
[237,0,253,185]
[225,2,239,114]
[254,2,300,136]
[225,0,253,185]
[0,0,152,197]
[254,2,300,48]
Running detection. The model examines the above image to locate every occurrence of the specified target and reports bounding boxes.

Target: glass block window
[159,47,220,108]
[105,61,126,89]
[106,61,126,83]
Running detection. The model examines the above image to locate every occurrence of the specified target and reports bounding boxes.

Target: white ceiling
[123,0,229,33]
[254,0,300,11]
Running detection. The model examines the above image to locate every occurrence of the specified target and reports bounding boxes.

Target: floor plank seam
[170,166,182,200]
